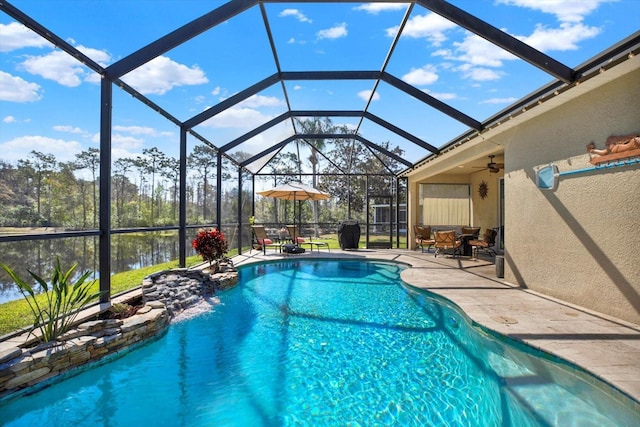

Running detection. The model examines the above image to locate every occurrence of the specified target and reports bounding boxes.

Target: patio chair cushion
[286,225,306,243]
[469,228,498,258]
[414,225,435,252]
[433,230,462,257]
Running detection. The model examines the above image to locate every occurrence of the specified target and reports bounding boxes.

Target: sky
[1,0,639,172]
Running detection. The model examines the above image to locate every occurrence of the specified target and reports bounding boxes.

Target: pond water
[0,260,637,426]
[0,233,184,304]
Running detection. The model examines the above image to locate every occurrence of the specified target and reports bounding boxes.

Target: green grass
[0,298,33,337]
[316,234,407,249]
[0,254,205,336]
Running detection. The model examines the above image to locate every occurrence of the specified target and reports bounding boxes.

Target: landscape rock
[0,263,238,400]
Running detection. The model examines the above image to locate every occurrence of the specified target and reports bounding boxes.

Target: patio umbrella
[257,181,330,243]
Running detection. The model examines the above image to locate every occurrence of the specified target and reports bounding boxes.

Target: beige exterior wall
[469,168,501,232]
[408,161,504,248]
[407,58,640,324]
[502,66,640,324]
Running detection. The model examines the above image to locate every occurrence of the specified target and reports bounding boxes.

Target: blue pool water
[0,260,637,426]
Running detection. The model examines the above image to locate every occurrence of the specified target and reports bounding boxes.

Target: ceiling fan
[475,155,504,173]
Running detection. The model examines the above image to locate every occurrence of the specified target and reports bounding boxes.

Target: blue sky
[1,0,638,171]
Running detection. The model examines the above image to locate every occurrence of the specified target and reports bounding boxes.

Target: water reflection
[0,232,185,304]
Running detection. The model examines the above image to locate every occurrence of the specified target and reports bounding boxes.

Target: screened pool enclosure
[1,0,636,304]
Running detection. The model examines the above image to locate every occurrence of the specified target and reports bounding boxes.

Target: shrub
[0,257,103,343]
[192,228,228,267]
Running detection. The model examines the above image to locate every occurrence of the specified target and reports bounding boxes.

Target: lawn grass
[0,254,205,336]
[317,233,407,249]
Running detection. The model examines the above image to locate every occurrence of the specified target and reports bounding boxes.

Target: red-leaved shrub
[192,228,228,266]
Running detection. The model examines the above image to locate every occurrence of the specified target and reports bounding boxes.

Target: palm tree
[295,117,334,236]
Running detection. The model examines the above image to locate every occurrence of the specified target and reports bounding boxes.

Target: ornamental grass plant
[0,257,103,343]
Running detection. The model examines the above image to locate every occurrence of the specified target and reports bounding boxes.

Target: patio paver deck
[232,248,640,406]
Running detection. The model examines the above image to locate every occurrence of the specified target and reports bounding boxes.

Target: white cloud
[121,56,208,95]
[293,85,302,91]
[402,65,439,86]
[18,44,110,88]
[234,125,294,161]
[458,65,503,81]
[432,49,452,57]
[523,22,601,51]
[114,125,152,135]
[21,51,84,86]
[238,94,285,108]
[111,147,143,162]
[432,18,599,83]
[353,3,407,14]
[317,23,348,40]
[203,107,274,129]
[53,125,87,135]
[357,89,380,102]
[279,8,312,23]
[112,133,144,150]
[3,116,16,123]
[426,91,457,101]
[87,132,144,163]
[77,45,112,66]
[211,86,221,96]
[0,22,53,52]
[497,0,611,23]
[111,125,174,139]
[0,135,82,163]
[387,13,456,46]
[0,71,43,102]
[453,33,517,67]
[432,33,513,81]
[481,97,518,104]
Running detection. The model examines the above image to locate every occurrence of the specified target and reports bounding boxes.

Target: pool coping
[231,248,640,407]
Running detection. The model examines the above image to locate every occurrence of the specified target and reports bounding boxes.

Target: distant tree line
[0,119,405,230]
[0,145,249,229]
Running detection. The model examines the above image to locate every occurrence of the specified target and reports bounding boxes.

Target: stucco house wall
[469,167,501,234]
[501,66,640,324]
[407,58,639,324]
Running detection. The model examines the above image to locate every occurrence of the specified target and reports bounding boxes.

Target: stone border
[0,263,238,401]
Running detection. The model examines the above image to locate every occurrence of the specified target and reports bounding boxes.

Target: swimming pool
[0,260,637,426]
